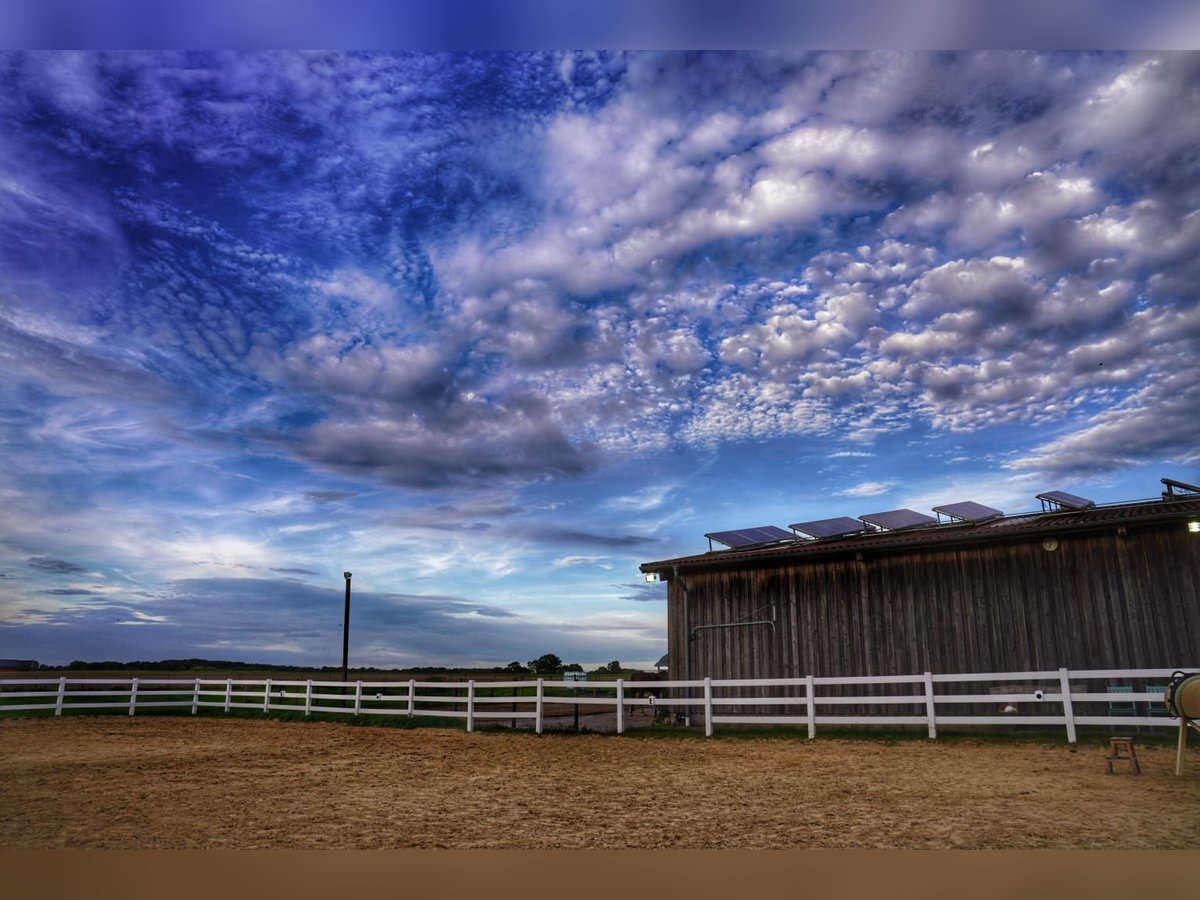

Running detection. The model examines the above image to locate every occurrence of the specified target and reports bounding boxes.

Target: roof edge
[640,496,1200,575]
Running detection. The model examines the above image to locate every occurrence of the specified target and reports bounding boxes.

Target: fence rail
[1,667,1192,742]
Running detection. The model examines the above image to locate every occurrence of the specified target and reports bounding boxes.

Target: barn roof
[640,494,1200,577]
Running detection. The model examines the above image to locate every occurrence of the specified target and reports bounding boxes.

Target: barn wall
[666,521,1200,683]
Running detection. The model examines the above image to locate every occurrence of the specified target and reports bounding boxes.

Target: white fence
[0,667,1190,743]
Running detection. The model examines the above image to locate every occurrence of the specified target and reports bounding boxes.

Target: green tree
[527,653,564,674]
[503,661,529,674]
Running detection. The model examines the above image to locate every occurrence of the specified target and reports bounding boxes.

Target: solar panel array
[790,516,866,539]
[702,487,1101,551]
[704,525,795,549]
[932,501,1004,523]
[859,508,937,531]
[1036,490,1096,511]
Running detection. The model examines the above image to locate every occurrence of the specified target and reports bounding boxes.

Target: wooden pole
[1177,719,1188,777]
[341,573,352,688]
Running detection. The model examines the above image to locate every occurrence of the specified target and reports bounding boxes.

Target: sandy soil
[2,716,1197,849]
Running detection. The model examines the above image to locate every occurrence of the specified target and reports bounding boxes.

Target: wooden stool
[1106,736,1140,774]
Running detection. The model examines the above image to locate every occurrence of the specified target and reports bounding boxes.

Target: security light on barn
[644,571,660,583]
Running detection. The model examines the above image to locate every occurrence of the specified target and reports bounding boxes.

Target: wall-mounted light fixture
[644,571,661,583]
[1189,521,1200,534]
[1042,538,1059,551]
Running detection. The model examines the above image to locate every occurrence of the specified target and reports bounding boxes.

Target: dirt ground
[2,716,1198,849]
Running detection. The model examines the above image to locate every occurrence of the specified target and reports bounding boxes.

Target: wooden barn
[639,480,1200,685]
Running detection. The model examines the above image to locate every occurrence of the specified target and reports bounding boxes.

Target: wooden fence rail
[1,666,1193,743]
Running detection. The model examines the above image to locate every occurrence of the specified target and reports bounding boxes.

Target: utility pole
[341,571,352,683]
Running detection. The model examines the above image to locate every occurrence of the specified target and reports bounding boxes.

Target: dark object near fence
[626,671,665,699]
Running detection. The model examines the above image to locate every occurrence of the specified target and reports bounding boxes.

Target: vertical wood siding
[667,523,1200,683]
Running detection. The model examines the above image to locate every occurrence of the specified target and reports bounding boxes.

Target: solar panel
[932,501,1004,524]
[1036,490,1096,511]
[704,526,795,549]
[789,516,867,539]
[1161,477,1200,496]
[858,508,937,531]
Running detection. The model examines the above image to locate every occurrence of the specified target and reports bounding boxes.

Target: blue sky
[2,51,1198,669]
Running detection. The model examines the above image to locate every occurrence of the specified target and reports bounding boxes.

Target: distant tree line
[27,655,634,675]
[59,658,318,672]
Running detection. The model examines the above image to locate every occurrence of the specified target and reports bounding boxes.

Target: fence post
[805,674,816,739]
[535,678,544,735]
[923,672,937,739]
[304,679,312,716]
[407,679,416,717]
[354,680,362,717]
[191,677,200,715]
[703,676,713,737]
[55,677,66,716]
[263,678,272,714]
[616,678,625,734]
[1058,668,1077,744]
[467,679,476,732]
[224,678,233,713]
[128,677,139,716]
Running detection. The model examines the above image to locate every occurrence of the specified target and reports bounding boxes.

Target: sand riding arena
[2,716,1198,850]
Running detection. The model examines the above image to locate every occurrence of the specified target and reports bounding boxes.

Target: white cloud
[552,555,610,568]
[840,481,894,498]
[603,484,675,513]
[310,270,399,311]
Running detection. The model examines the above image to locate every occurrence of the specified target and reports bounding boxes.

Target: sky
[1,51,1198,670]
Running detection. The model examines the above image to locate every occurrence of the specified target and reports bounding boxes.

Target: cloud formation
[5,52,1197,488]
[27,557,88,575]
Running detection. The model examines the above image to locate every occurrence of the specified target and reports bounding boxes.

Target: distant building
[0,659,39,671]
[640,479,1200,683]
